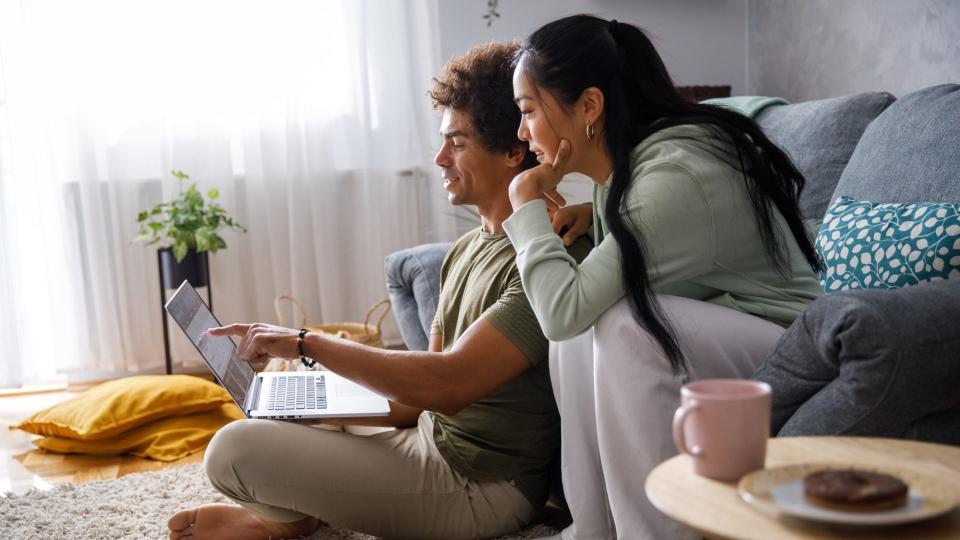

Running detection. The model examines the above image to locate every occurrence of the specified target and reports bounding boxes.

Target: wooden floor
[0,371,356,497]
[0,381,206,497]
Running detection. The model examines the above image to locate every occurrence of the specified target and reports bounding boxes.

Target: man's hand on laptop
[207,323,300,369]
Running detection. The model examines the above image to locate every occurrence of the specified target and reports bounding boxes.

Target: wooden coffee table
[645,437,960,539]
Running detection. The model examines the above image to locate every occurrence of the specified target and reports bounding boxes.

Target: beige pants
[203,411,536,540]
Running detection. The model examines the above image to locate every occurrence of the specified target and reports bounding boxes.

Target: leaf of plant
[172,230,193,249]
[173,242,188,262]
[208,189,219,199]
[187,189,203,207]
[195,226,215,252]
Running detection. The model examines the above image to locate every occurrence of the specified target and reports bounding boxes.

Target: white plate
[770,479,926,525]
[738,463,958,527]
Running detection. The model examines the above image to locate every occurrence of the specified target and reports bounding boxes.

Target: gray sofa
[384,84,960,445]
[753,84,960,441]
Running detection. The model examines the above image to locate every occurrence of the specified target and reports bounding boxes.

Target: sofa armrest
[384,242,452,351]
[753,278,960,442]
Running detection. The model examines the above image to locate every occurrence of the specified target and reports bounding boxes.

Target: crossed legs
[168,412,535,540]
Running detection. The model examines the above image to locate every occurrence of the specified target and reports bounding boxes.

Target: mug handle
[672,399,703,457]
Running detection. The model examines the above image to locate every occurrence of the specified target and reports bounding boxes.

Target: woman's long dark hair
[516,15,822,375]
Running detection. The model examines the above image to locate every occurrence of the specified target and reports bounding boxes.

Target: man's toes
[169,530,193,540]
[168,508,198,532]
[169,527,195,540]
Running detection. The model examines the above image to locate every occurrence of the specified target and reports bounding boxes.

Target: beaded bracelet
[298,328,316,368]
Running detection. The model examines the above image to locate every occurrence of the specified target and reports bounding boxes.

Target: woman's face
[512,60,580,167]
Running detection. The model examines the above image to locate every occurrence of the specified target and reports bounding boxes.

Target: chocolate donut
[803,469,908,512]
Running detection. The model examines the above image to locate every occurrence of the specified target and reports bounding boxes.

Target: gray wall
[749,0,960,101]
[437,0,750,95]
[437,1,960,103]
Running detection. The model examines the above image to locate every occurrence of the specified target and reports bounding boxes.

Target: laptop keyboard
[267,375,327,411]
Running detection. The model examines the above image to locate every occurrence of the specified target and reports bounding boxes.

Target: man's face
[434,108,509,207]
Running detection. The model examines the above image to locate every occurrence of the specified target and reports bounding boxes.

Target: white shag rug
[0,463,560,540]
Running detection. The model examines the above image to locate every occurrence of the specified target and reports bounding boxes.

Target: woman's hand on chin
[509,139,571,211]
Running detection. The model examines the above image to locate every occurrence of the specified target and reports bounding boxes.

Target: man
[167,42,590,540]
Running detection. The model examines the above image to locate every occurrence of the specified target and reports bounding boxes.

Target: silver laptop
[164,280,390,420]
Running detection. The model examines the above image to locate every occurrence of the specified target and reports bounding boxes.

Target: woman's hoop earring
[586,123,595,140]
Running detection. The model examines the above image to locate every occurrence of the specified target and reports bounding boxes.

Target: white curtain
[0,0,454,388]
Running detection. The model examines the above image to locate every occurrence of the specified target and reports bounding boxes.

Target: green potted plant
[134,170,246,289]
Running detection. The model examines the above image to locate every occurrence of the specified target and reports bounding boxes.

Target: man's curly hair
[429,41,538,170]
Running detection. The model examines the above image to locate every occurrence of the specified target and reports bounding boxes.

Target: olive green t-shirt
[429,226,590,506]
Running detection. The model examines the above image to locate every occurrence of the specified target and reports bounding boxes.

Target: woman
[501,15,823,540]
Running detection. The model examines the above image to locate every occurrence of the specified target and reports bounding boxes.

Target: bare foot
[167,503,320,540]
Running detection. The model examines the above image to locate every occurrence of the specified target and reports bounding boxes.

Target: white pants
[551,296,785,540]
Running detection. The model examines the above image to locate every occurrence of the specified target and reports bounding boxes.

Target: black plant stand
[157,248,212,374]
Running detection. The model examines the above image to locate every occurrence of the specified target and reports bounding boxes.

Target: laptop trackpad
[336,382,371,398]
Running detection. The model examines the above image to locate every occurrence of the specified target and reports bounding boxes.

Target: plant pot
[159,248,209,289]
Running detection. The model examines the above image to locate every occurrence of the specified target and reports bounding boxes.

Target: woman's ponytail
[517,15,822,376]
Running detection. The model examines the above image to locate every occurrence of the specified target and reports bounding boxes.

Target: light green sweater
[502,124,822,341]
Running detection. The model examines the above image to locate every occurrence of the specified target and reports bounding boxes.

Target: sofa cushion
[831,84,960,205]
[755,92,896,221]
[817,196,960,292]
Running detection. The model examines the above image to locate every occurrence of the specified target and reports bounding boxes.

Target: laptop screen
[164,280,255,407]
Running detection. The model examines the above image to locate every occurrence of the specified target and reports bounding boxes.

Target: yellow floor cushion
[13,375,234,441]
[33,403,246,461]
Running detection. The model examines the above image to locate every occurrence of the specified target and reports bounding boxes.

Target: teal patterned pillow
[817,196,960,292]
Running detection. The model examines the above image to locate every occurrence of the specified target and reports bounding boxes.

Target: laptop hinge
[245,375,263,414]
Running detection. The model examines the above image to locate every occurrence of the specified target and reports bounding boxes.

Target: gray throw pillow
[831,84,960,206]
[756,92,896,222]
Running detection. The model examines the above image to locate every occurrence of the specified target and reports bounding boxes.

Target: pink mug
[672,379,771,481]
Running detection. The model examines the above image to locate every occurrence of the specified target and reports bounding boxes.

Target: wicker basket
[265,295,391,372]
